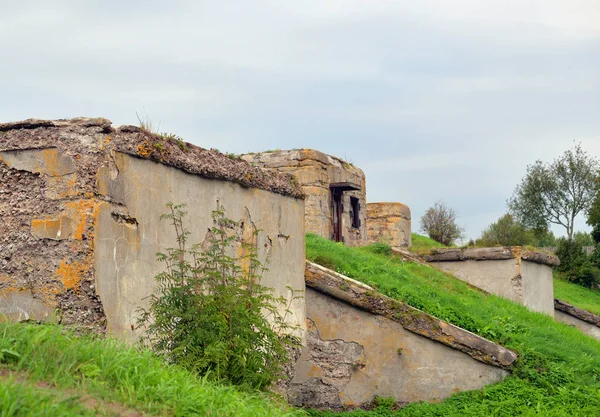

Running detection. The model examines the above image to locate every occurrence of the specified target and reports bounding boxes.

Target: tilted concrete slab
[554,299,600,341]
[290,261,517,409]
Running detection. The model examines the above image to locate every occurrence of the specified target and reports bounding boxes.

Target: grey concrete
[555,310,600,341]
[0,291,56,322]
[95,152,307,342]
[431,258,555,316]
[290,288,509,408]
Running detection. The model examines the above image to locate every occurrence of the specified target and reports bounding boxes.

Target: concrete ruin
[0,118,307,339]
[242,149,367,246]
[554,299,600,340]
[366,202,412,248]
[424,247,559,316]
[288,262,517,409]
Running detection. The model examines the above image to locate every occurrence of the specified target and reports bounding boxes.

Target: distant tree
[509,143,599,241]
[476,214,535,247]
[573,231,595,248]
[588,178,600,243]
[420,201,464,246]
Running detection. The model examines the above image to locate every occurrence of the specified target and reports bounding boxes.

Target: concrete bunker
[0,118,307,340]
[242,149,367,246]
[367,202,412,248]
[423,247,559,316]
[289,262,517,409]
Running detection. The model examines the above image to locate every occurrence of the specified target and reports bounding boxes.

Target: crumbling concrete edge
[305,261,518,369]
[0,118,305,199]
[422,247,560,267]
[554,298,600,327]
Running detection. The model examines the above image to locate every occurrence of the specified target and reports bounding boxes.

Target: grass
[0,322,305,417]
[306,234,600,416]
[409,233,448,254]
[554,274,600,316]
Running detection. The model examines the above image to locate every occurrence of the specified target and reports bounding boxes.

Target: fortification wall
[0,118,307,339]
[424,248,559,316]
[289,262,516,409]
[366,202,411,247]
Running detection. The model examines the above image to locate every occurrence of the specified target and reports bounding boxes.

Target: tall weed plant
[137,203,300,390]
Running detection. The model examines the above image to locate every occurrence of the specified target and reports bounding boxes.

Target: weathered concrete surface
[554,299,600,340]
[290,262,515,409]
[95,152,307,341]
[242,149,367,246]
[367,202,411,248]
[0,118,306,336]
[0,290,56,322]
[425,248,557,316]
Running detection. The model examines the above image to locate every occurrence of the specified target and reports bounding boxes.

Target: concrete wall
[0,118,307,340]
[367,203,412,247]
[242,150,367,246]
[290,263,516,409]
[95,152,306,341]
[425,248,557,316]
[555,310,600,340]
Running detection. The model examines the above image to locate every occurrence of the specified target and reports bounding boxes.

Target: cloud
[1,0,599,239]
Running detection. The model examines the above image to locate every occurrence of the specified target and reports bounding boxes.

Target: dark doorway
[330,182,361,243]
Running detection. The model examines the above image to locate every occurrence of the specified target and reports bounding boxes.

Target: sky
[1,0,599,240]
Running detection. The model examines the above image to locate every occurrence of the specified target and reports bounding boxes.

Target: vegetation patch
[554,274,600,316]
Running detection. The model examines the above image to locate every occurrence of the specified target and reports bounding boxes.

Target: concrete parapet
[289,261,516,409]
[424,247,558,316]
[367,202,411,247]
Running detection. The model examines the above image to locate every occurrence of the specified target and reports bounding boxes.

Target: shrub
[555,238,600,288]
[419,201,464,246]
[137,203,301,390]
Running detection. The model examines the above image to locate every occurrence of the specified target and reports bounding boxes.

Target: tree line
[419,143,600,288]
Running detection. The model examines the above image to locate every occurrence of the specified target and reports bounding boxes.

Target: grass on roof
[409,233,448,254]
[306,233,600,417]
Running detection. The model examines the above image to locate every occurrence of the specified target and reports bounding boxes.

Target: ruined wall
[0,118,306,339]
[242,150,367,246]
[366,202,411,248]
[289,262,516,409]
[424,248,559,316]
[554,299,600,341]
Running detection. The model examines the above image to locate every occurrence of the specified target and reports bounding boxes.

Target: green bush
[555,238,600,288]
[137,203,301,390]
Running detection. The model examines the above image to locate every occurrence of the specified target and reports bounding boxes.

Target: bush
[555,238,600,288]
[137,203,301,390]
[419,201,464,246]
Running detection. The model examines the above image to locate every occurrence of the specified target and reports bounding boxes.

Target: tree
[476,213,535,247]
[509,143,599,241]
[587,177,600,243]
[420,201,464,246]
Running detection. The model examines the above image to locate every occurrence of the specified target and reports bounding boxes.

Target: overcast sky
[1,1,599,240]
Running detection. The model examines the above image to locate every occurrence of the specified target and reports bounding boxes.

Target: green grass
[409,233,448,253]
[554,275,600,316]
[306,234,600,416]
[0,322,305,417]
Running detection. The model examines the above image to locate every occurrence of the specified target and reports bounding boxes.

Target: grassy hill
[554,276,600,316]
[306,234,600,416]
[0,322,305,417]
[409,233,448,254]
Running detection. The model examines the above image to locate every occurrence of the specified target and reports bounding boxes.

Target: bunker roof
[0,118,304,199]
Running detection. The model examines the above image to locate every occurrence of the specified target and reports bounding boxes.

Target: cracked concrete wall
[366,202,411,248]
[0,118,306,340]
[432,259,554,316]
[95,152,307,341]
[289,288,509,409]
[242,149,367,247]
